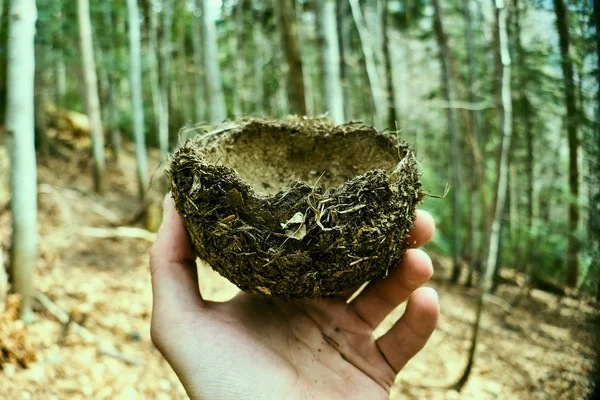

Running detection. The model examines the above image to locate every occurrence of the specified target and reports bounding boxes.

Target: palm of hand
[150,197,439,400]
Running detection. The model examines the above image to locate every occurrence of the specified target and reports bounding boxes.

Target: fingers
[150,195,204,320]
[404,210,435,248]
[376,287,439,373]
[351,249,433,329]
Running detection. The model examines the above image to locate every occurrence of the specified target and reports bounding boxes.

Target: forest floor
[0,139,598,400]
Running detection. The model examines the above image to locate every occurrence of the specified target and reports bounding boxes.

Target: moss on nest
[168,117,423,299]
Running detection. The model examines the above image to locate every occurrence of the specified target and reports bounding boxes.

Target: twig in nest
[35,292,145,367]
[421,183,451,199]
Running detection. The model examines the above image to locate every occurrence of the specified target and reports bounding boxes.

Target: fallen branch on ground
[61,187,121,226]
[35,292,145,367]
[484,294,513,314]
[38,184,74,227]
[76,226,156,242]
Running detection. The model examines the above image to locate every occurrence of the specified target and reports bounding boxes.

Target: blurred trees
[202,0,227,123]
[77,0,105,194]
[316,0,344,123]
[1,0,599,312]
[431,0,461,285]
[553,0,580,288]
[276,0,307,115]
[455,0,514,389]
[593,0,600,301]
[126,0,149,203]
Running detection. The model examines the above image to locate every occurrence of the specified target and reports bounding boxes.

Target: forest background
[0,0,599,398]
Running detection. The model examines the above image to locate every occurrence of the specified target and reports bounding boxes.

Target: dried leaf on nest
[169,117,423,299]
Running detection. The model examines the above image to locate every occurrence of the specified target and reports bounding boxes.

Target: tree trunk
[54,0,66,131]
[315,0,344,123]
[159,0,173,162]
[513,0,535,282]
[55,57,66,121]
[432,0,462,284]
[78,0,105,194]
[453,0,512,390]
[380,0,397,130]
[349,0,384,128]
[553,0,580,287]
[275,0,307,115]
[6,0,38,322]
[180,4,193,125]
[296,6,315,116]
[34,45,49,158]
[592,0,600,300]
[191,4,205,122]
[277,79,289,116]
[232,0,245,117]
[201,0,227,123]
[336,0,353,120]
[464,0,480,287]
[104,2,120,164]
[148,1,163,137]
[127,0,149,203]
[253,18,265,115]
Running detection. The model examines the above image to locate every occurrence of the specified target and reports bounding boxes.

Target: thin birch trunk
[275,0,307,115]
[380,0,397,130]
[592,0,600,301]
[78,0,105,194]
[453,0,512,390]
[159,0,173,162]
[232,0,245,117]
[56,58,66,106]
[6,0,38,321]
[104,2,120,164]
[176,5,192,125]
[253,20,265,115]
[315,0,344,123]
[34,45,49,158]
[336,0,352,119]
[296,8,314,116]
[191,4,205,122]
[201,0,227,123]
[553,0,580,287]
[148,1,163,138]
[127,0,149,203]
[432,0,462,283]
[349,0,384,129]
[465,0,480,287]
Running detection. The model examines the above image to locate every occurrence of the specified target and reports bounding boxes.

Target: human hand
[150,196,439,400]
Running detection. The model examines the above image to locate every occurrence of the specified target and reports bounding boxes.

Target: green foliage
[388,0,427,31]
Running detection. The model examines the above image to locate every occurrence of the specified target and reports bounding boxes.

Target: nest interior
[169,118,422,299]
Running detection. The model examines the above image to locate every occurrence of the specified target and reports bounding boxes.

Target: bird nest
[168,118,423,299]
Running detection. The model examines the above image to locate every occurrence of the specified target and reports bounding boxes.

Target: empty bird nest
[168,117,423,299]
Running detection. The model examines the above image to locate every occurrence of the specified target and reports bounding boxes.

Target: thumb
[150,195,204,319]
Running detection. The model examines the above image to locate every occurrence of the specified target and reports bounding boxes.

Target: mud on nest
[168,118,423,299]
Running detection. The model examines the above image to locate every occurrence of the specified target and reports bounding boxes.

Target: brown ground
[0,142,597,399]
